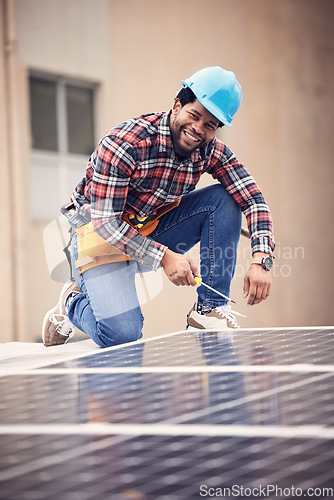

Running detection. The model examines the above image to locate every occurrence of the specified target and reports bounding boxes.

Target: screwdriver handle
[194,276,202,285]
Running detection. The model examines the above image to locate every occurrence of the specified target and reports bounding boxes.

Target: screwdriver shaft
[199,281,236,304]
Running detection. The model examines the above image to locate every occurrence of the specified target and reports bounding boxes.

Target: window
[30,78,58,151]
[29,74,97,220]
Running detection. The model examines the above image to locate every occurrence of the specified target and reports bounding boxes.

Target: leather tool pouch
[75,199,181,273]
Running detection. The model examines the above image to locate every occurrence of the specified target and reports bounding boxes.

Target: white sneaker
[186,303,245,330]
[42,282,81,347]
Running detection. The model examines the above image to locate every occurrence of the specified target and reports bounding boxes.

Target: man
[42,66,275,348]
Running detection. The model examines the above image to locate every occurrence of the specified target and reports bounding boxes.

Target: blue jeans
[68,184,242,347]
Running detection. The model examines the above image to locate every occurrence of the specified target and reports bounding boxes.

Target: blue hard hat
[181,66,242,127]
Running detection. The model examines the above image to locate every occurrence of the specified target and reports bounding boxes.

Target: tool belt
[75,200,181,273]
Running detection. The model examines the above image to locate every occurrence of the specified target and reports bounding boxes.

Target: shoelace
[64,290,81,314]
[215,305,245,328]
[50,313,74,338]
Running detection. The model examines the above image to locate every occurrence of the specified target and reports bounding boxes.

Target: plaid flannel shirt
[72,112,275,271]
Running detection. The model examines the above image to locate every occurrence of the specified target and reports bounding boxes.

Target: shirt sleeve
[90,135,167,271]
[206,142,275,255]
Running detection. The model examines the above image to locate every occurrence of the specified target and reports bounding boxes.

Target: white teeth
[184,130,200,142]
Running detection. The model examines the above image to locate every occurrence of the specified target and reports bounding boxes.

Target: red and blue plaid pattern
[72,112,275,270]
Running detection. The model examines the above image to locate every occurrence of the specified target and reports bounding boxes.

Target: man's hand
[161,249,199,286]
[243,254,272,306]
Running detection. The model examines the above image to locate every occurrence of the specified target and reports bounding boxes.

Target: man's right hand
[161,249,199,286]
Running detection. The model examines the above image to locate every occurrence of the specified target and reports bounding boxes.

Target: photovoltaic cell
[0,327,333,499]
[1,371,334,427]
[39,327,334,369]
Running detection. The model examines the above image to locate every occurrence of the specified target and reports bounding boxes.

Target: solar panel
[1,327,333,499]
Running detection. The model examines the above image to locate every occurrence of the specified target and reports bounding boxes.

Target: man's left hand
[243,264,272,306]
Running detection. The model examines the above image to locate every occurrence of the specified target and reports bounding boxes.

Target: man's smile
[183,129,201,143]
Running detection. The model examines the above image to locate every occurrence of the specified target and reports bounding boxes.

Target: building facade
[1,0,333,342]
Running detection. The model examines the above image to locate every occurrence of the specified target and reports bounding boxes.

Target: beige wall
[109,0,334,332]
[1,0,333,342]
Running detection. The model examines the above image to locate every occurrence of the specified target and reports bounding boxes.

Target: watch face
[263,257,273,271]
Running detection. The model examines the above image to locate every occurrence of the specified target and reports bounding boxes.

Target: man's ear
[171,98,182,116]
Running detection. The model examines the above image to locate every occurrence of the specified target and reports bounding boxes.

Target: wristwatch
[252,255,274,271]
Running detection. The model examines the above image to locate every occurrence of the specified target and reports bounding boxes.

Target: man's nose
[192,121,204,136]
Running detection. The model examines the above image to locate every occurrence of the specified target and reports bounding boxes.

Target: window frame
[29,71,98,220]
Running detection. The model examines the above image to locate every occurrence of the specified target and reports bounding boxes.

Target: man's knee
[95,307,143,348]
[213,184,242,223]
[202,184,241,213]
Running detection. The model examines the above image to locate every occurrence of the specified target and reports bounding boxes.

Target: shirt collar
[157,111,214,163]
[157,112,173,153]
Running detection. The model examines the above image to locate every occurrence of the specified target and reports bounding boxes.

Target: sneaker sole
[186,325,201,331]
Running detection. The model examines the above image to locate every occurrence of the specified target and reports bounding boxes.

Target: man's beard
[170,118,205,158]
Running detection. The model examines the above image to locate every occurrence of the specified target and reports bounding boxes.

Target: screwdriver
[194,276,236,304]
